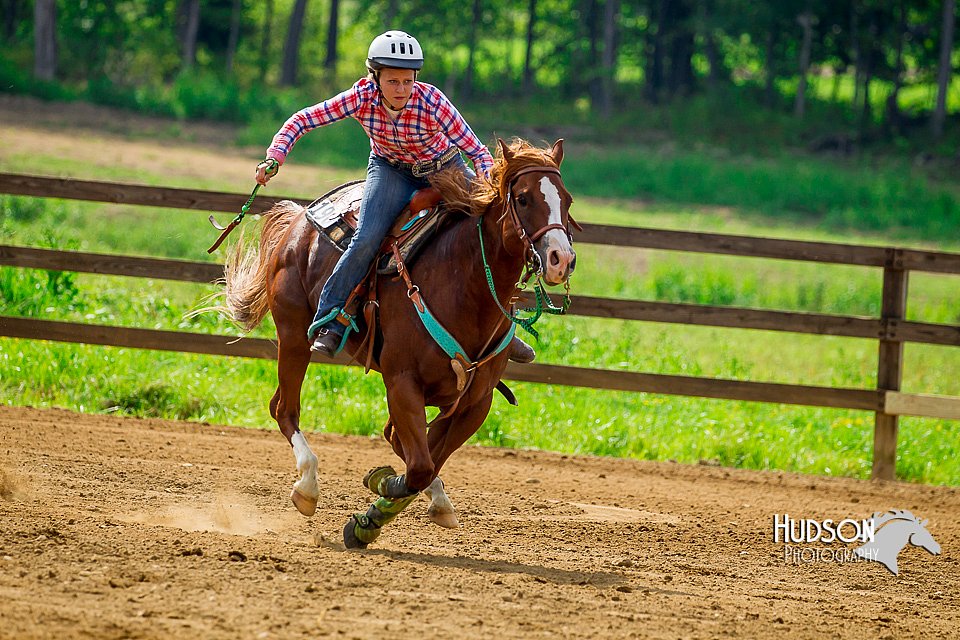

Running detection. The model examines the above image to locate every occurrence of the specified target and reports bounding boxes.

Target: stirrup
[307,307,358,356]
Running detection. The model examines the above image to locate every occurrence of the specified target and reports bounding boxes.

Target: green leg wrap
[349,494,418,545]
[363,466,397,495]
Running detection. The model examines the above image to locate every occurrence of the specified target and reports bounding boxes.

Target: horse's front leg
[385,416,457,528]
[343,374,433,548]
[421,393,496,529]
[423,476,458,529]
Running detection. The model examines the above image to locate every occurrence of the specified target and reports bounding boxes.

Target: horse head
[856,510,941,575]
[496,138,577,286]
[909,518,941,556]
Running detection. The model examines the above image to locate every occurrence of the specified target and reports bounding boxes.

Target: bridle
[477,164,581,340]
[498,165,582,270]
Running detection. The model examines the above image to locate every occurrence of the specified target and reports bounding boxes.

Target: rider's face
[379,68,416,109]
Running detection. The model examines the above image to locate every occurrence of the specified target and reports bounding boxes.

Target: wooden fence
[2,172,959,481]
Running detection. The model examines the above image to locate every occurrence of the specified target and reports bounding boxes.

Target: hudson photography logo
[773,509,941,575]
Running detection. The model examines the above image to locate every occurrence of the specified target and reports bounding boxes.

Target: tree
[794,10,817,118]
[226,0,242,73]
[3,0,27,43]
[180,0,201,70]
[259,0,275,81]
[325,0,340,76]
[33,0,55,80]
[599,0,620,116]
[932,0,956,138]
[281,0,309,86]
[463,0,483,98]
[522,0,537,93]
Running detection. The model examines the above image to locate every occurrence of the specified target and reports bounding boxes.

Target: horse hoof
[291,489,318,517]
[342,516,369,550]
[427,506,459,529]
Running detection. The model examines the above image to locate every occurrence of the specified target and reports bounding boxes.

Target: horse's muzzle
[543,244,576,286]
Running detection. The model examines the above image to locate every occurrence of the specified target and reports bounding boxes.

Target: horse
[221,138,576,548]
[854,510,941,575]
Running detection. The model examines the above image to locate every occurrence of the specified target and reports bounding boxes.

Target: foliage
[3,0,958,154]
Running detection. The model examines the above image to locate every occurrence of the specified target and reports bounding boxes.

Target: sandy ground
[0,405,957,639]
[2,93,959,639]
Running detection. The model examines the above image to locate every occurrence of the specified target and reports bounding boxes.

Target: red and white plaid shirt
[266,77,493,177]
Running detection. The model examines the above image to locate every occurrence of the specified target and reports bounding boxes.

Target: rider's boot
[310,327,344,358]
[508,336,536,364]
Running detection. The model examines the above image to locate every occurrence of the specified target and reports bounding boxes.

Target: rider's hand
[256,158,279,186]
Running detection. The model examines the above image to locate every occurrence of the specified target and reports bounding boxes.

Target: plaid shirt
[266,77,493,177]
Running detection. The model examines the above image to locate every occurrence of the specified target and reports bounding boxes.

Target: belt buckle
[412,162,430,178]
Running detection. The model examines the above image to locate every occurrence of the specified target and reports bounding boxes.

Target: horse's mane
[871,509,920,529]
[430,139,560,217]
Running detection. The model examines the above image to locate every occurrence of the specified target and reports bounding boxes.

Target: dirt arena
[0,405,957,639]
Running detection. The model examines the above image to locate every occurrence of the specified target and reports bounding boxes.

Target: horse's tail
[224,200,302,331]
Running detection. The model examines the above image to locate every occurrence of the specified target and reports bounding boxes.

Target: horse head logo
[854,510,940,575]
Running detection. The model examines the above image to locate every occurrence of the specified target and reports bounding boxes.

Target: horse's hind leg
[273,325,319,517]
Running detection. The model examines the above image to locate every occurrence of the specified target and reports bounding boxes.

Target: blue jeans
[312,152,473,337]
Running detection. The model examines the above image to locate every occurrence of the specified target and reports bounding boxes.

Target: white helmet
[366,30,423,71]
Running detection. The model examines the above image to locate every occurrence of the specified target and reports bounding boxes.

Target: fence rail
[2,172,959,480]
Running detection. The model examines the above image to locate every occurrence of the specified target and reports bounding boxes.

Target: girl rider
[255,30,534,363]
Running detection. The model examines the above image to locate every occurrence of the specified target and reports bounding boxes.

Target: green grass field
[1,127,958,485]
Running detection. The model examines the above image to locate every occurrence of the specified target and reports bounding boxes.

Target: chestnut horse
[222,138,576,548]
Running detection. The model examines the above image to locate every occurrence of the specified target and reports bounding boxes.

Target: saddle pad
[376,211,444,275]
[304,180,445,274]
[304,180,365,253]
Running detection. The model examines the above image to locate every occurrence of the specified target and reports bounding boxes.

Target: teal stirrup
[307,307,359,355]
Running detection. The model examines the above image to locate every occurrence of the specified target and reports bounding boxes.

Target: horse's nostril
[550,251,561,267]
[570,255,577,271]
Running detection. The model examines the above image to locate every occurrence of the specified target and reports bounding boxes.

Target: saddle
[304,181,445,275]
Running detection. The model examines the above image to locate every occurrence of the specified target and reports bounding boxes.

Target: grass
[0,115,958,485]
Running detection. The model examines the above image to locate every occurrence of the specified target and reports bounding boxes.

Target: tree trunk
[764,30,776,107]
[703,1,724,89]
[851,1,861,112]
[665,0,694,96]
[384,0,398,30]
[181,0,200,71]
[794,11,815,119]
[859,10,878,131]
[3,0,23,42]
[585,0,602,103]
[325,0,339,76]
[885,0,908,132]
[463,0,482,98]
[522,0,537,93]
[259,0,275,81]
[226,0,242,73]
[644,0,665,102]
[281,0,309,87]
[599,0,620,116]
[932,0,956,138]
[33,0,55,80]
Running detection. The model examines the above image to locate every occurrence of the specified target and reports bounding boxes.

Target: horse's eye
[516,194,527,207]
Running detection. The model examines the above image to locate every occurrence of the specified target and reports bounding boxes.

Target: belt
[385,147,461,177]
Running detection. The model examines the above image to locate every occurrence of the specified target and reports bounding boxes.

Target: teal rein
[477,216,570,341]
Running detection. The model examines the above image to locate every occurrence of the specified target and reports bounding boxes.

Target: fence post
[872,255,908,481]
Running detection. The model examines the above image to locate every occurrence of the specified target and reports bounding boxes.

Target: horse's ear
[497,138,514,162]
[550,138,564,167]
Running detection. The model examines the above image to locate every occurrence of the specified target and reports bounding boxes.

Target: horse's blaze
[537,176,576,285]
